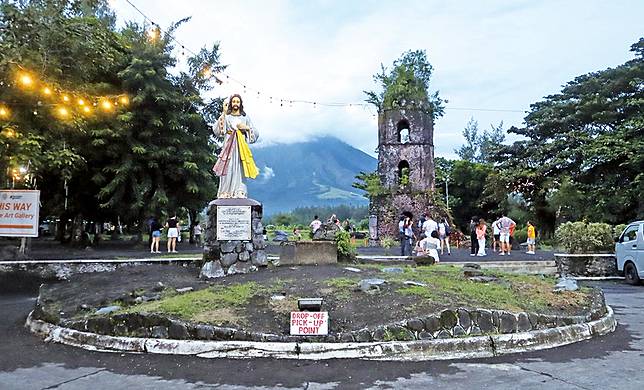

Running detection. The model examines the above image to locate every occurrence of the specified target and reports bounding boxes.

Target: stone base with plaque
[201,198,267,278]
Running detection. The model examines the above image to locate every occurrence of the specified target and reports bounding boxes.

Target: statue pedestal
[201,198,267,278]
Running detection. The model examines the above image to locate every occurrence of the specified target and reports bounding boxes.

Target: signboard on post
[216,205,251,240]
[290,311,329,335]
[0,190,40,237]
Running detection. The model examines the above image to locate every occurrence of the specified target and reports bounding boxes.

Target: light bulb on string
[0,106,9,118]
[43,87,52,96]
[62,95,70,103]
[83,106,92,114]
[101,99,113,111]
[18,73,33,88]
[78,98,85,106]
[147,24,160,41]
[57,106,70,119]
[119,96,129,105]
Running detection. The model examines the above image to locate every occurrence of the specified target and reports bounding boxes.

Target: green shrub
[555,221,614,254]
[513,227,528,246]
[335,230,357,261]
[614,224,628,238]
[380,236,397,255]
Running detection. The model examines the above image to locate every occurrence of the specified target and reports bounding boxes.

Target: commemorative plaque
[216,205,251,240]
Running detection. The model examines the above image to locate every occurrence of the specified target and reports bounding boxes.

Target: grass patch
[325,277,360,300]
[121,282,264,321]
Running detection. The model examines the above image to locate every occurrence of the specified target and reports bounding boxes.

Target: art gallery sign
[0,190,40,237]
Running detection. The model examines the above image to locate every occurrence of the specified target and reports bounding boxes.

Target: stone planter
[554,253,618,277]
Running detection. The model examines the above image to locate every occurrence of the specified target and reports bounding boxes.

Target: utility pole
[445,176,450,209]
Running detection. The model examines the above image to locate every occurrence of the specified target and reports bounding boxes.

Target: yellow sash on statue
[237,130,259,179]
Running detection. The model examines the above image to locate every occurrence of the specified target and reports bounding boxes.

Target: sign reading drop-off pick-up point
[290,311,328,335]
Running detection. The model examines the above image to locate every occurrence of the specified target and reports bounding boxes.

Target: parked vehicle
[615,221,644,285]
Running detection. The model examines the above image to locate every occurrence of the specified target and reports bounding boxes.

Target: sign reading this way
[216,205,251,240]
[290,311,329,335]
[0,190,40,237]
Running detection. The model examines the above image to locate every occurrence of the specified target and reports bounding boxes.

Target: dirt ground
[39,263,596,336]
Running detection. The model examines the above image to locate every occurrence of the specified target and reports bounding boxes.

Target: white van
[616,221,644,285]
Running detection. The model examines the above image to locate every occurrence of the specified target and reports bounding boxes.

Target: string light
[77,98,85,106]
[83,106,92,114]
[147,25,160,41]
[101,100,113,111]
[18,73,33,87]
[2,127,16,137]
[0,106,9,118]
[43,87,52,96]
[57,107,70,118]
[62,95,70,102]
[119,96,129,105]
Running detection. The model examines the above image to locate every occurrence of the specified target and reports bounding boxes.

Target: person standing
[401,216,415,257]
[422,215,438,239]
[193,221,203,247]
[438,218,451,255]
[526,221,536,254]
[149,217,162,253]
[166,215,180,253]
[476,218,487,256]
[309,215,322,234]
[470,216,479,257]
[496,214,516,256]
[492,216,501,252]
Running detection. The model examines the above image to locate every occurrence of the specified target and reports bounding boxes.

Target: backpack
[445,223,451,235]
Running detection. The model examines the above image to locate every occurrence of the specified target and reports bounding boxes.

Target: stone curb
[25,306,616,361]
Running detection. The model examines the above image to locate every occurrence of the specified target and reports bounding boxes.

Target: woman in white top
[438,218,451,255]
[417,230,441,263]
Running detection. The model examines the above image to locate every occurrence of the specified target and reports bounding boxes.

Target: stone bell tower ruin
[369,106,440,244]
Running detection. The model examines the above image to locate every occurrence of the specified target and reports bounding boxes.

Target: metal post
[445,177,449,209]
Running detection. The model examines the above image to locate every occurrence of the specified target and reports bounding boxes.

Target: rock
[405,318,425,332]
[153,282,165,292]
[457,309,472,330]
[221,252,238,267]
[238,251,250,262]
[312,223,339,241]
[195,325,215,340]
[213,327,234,340]
[499,311,518,333]
[477,309,496,333]
[418,331,433,340]
[463,263,481,269]
[235,243,244,253]
[200,261,225,279]
[463,268,484,277]
[245,242,254,252]
[404,280,427,287]
[469,326,482,336]
[339,333,355,342]
[435,330,452,339]
[372,327,387,341]
[113,323,128,336]
[168,321,189,339]
[452,325,466,336]
[439,309,458,329]
[354,328,372,342]
[220,241,236,253]
[95,305,121,315]
[227,261,253,275]
[273,230,289,242]
[554,277,579,292]
[132,327,150,338]
[252,235,266,250]
[468,276,499,283]
[86,317,112,334]
[344,267,362,273]
[358,278,386,292]
[517,312,531,332]
[175,287,193,293]
[151,326,168,338]
[423,315,441,333]
[118,294,136,306]
[251,251,268,267]
[141,294,161,302]
[413,256,435,265]
[271,294,286,301]
[79,304,90,311]
[382,267,404,273]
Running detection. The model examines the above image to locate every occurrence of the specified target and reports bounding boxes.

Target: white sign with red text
[0,190,40,237]
[290,311,328,335]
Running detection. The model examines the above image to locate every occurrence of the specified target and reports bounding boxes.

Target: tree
[455,118,505,164]
[364,50,444,118]
[493,38,644,226]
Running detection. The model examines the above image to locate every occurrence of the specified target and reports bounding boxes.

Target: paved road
[1,281,641,389]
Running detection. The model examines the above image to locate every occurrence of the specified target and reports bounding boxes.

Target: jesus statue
[212,94,260,198]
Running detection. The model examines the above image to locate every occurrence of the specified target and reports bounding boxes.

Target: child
[526,221,536,254]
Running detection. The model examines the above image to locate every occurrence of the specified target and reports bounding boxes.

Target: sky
[111,0,643,158]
